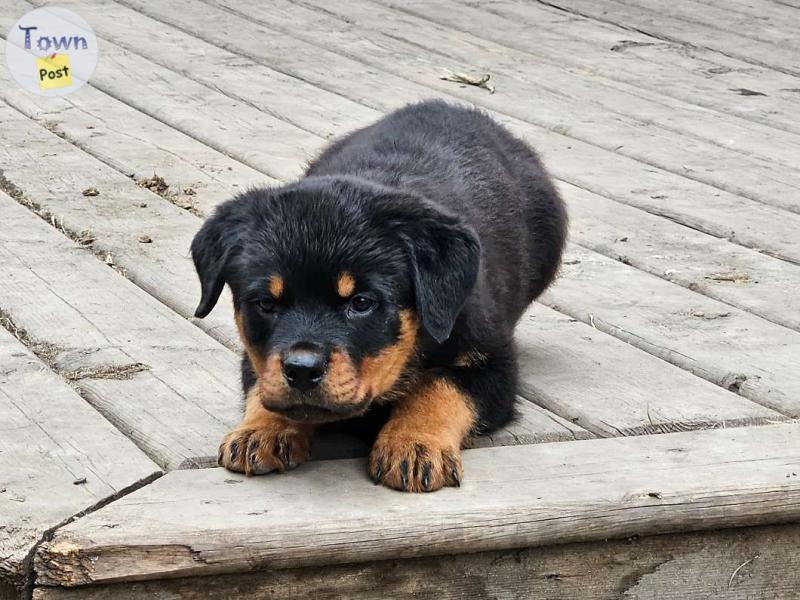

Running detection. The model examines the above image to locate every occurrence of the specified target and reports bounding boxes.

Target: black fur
[192,100,566,435]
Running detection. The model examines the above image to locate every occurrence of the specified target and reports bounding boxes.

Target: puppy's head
[191,177,480,423]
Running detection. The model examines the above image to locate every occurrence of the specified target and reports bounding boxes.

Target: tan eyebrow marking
[268,274,284,298]
[337,272,356,298]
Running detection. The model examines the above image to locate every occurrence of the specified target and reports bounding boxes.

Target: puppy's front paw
[218,419,311,476]
[369,430,463,492]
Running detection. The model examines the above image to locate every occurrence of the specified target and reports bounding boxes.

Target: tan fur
[369,377,477,492]
[336,271,356,297]
[452,350,489,368]
[218,387,315,476]
[257,352,291,406]
[358,310,418,400]
[234,309,265,375]
[321,349,360,406]
[268,274,284,298]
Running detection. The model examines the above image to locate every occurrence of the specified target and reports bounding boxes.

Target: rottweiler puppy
[192,100,567,492]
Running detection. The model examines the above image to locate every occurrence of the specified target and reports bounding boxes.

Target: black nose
[282,347,327,392]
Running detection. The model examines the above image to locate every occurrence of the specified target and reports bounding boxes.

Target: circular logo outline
[5,6,99,96]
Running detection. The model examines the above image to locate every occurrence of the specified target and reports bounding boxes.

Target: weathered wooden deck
[2,0,800,597]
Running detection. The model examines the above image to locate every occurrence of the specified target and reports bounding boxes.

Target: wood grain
[515,306,781,436]
[0,191,242,470]
[473,398,593,447]
[615,0,800,49]
[111,0,800,266]
[31,523,800,599]
[299,0,800,212]
[10,1,800,334]
[0,68,275,217]
[540,0,800,76]
[561,181,800,332]
[544,246,800,416]
[33,423,800,586]
[0,327,159,591]
[0,101,240,350]
[0,0,323,183]
[442,0,800,135]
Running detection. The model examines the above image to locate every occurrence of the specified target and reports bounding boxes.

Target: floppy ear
[393,204,481,343]
[190,207,240,318]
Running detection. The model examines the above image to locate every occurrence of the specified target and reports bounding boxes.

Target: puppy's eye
[348,294,376,315]
[256,298,277,314]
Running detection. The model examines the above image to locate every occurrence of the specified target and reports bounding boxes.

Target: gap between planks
[0,324,161,595]
[448,0,800,134]
[538,0,800,77]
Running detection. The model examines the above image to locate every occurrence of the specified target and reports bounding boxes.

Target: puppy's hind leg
[369,347,517,492]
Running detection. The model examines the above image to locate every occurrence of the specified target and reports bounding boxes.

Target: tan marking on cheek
[336,272,356,298]
[258,353,289,406]
[235,308,265,376]
[321,349,359,405]
[358,310,418,400]
[268,274,284,298]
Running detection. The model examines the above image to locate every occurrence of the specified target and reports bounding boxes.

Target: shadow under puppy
[191,100,567,492]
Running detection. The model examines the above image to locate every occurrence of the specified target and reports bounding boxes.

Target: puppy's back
[308,101,567,327]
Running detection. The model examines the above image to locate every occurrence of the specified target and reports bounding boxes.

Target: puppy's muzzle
[282,345,327,392]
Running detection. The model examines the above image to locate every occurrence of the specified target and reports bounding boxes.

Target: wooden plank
[0,327,160,592]
[120,0,800,265]
[0,191,242,470]
[0,0,324,184]
[473,399,593,447]
[515,306,781,436]
[99,0,800,178]
[616,0,800,49]
[560,181,800,332]
[0,67,275,217]
[0,100,242,350]
[545,245,800,416]
[538,0,800,76]
[296,0,800,213]
[698,0,800,25]
[31,523,800,599]
[20,0,379,139]
[437,0,800,135]
[32,424,800,586]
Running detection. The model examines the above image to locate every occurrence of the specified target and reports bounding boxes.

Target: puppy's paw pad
[218,425,310,476]
[369,434,462,492]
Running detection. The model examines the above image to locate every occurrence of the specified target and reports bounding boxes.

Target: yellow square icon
[36,53,73,90]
